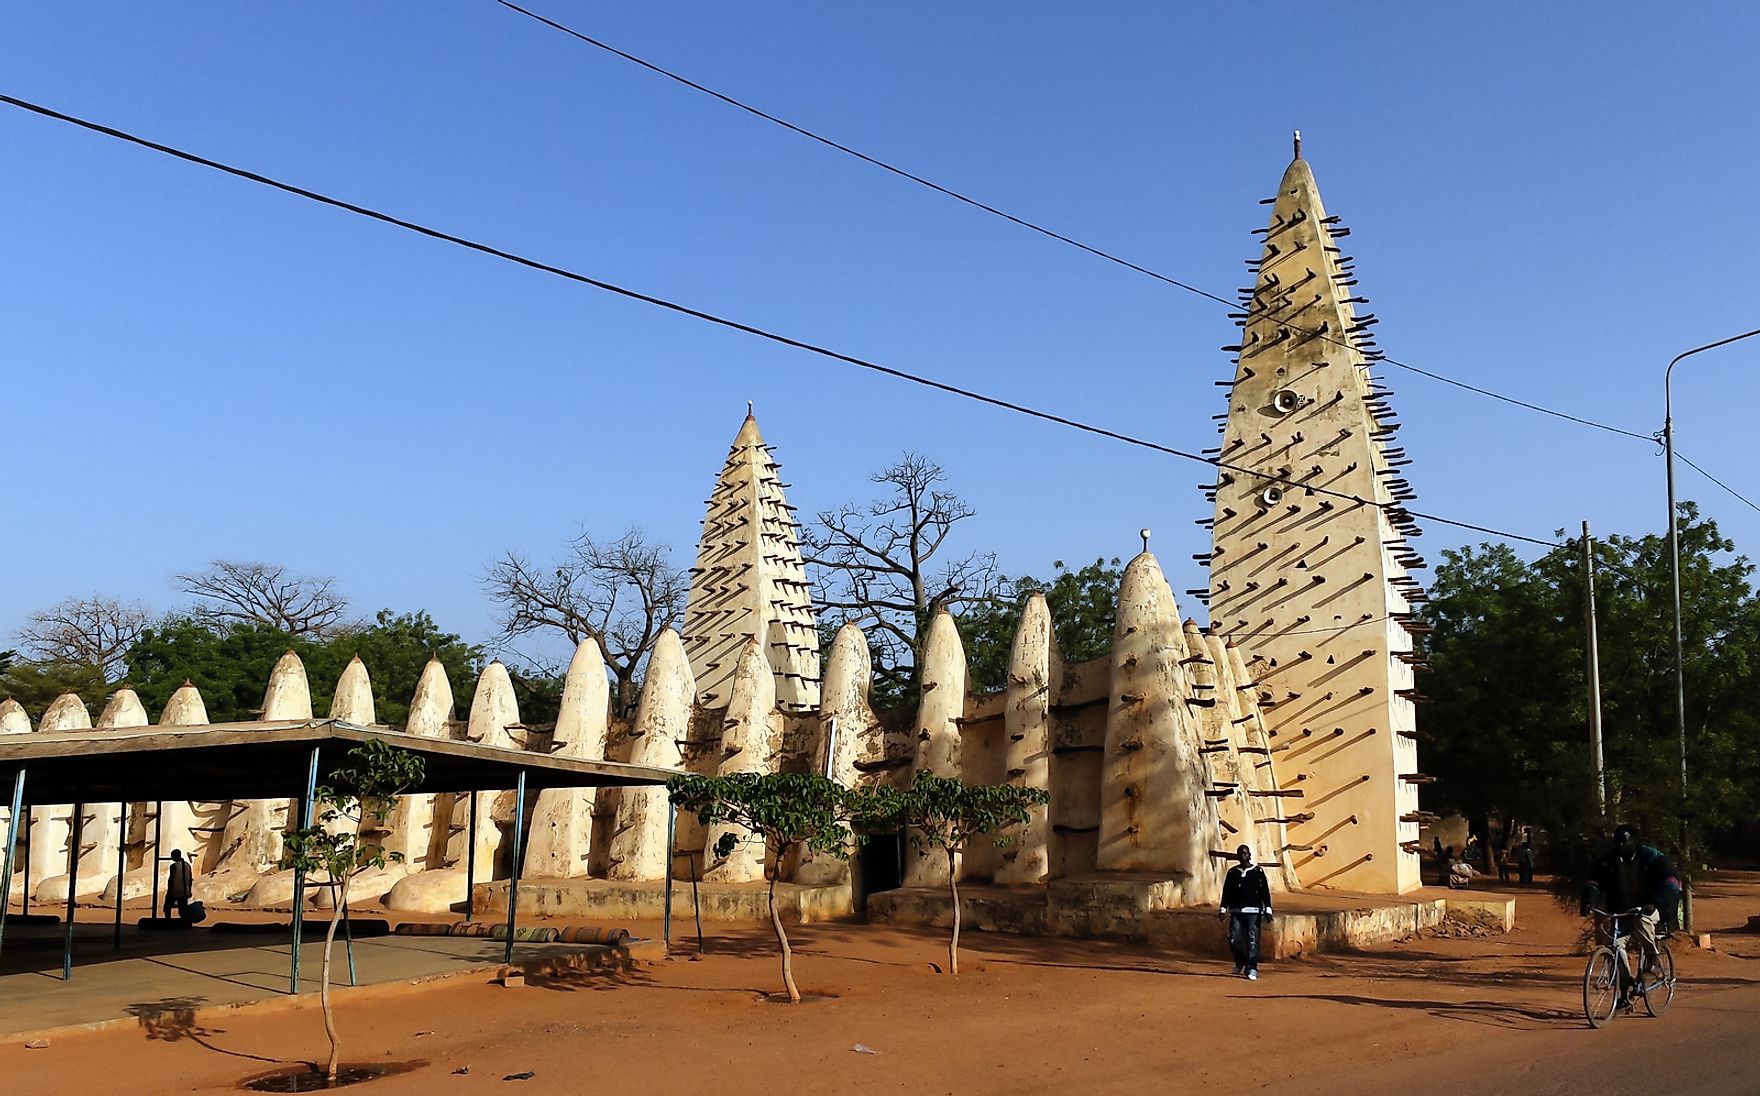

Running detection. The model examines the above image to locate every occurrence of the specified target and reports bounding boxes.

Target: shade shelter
[0,719,681,987]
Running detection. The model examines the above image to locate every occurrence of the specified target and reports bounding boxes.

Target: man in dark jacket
[164,849,194,920]
[1218,844,1272,980]
[1580,824,1673,985]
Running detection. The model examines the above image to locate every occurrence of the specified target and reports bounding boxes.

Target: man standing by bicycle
[1580,824,1674,987]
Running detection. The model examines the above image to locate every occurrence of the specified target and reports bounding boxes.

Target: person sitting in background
[1447,854,1477,890]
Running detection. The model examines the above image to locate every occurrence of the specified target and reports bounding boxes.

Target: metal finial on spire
[746,400,754,417]
[1293,129,1302,160]
[1140,527,1152,554]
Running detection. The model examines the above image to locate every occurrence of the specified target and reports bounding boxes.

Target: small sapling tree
[890,771,1049,974]
[667,772,865,1003]
[285,740,425,1082]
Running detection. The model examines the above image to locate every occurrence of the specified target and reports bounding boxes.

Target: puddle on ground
[756,991,839,1004]
[240,1060,426,1091]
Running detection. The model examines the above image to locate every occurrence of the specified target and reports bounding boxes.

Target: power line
[0,92,1565,551]
[503,3,1760,526]
[1677,451,1760,517]
[495,0,1657,446]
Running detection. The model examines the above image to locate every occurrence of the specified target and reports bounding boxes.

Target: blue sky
[6,3,1757,667]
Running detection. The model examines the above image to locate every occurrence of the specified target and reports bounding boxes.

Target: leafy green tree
[667,772,868,1002]
[1421,503,1757,874]
[0,658,112,720]
[875,772,1049,974]
[284,741,425,1083]
[504,663,566,728]
[127,612,480,726]
[305,611,482,726]
[960,557,1124,692]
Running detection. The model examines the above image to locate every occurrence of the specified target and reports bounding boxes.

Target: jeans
[1228,913,1263,972]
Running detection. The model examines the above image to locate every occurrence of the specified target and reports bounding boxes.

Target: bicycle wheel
[1642,943,1675,1017]
[1583,947,1621,1028]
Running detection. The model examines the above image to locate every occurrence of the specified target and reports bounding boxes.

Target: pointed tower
[1208,140,1424,894]
[680,408,821,712]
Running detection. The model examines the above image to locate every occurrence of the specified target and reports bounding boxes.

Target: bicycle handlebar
[1587,907,1648,918]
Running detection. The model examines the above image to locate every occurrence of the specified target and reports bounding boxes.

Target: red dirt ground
[4,874,1758,1095]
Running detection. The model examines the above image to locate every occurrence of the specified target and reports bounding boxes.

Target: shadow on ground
[124,997,302,1066]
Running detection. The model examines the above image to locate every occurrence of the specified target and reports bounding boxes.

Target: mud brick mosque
[2,148,1432,933]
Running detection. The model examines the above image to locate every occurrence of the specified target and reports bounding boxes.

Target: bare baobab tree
[482,528,689,715]
[803,452,998,706]
[174,560,351,636]
[13,595,151,680]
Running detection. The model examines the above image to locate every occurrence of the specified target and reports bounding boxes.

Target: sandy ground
[2,875,1758,1096]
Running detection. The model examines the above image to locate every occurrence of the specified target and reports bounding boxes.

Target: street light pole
[1663,326,1760,933]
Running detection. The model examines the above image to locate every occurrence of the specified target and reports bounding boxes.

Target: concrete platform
[1444,895,1518,931]
[472,877,855,924]
[0,916,660,1040]
[868,878,1490,958]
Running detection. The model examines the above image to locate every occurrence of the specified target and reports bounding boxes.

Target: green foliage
[283,740,425,1080]
[668,771,881,1002]
[0,658,112,720]
[667,772,866,863]
[1420,503,1758,866]
[127,619,309,722]
[325,611,482,725]
[505,664,566,728]
[879,771,1050,855]
[960,558,1124,692]
[127,611,481,725]
[285,740,427,882]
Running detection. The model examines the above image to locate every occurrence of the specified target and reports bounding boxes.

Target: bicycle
[1582,907,1676,1028]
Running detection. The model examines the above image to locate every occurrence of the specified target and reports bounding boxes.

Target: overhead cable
[0,93,1566,551]
[496,0,1657,446]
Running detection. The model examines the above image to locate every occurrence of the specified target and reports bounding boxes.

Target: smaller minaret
[680,409,820,712]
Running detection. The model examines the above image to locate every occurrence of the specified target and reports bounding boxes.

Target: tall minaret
[680,408,821,712]
[1207,139,1425,894]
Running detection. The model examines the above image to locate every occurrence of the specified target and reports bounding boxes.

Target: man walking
[164,849,194,920]
[1515,836,1536,886]
[1218,844,1272,980]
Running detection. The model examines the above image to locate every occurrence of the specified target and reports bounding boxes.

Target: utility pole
[1662,327,1760,933]
[1582,522,1605,817]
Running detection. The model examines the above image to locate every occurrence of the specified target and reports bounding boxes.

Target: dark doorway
[858,829,906,911]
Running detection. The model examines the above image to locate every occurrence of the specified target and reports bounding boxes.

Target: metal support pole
[114,797,125,949]
[662,802,676,952]
[22,810,32,916]
[290,746,320,994]
[1583,522,1606,817]
[1662,327,1760,934]
[465,793,478,922]
[342,893,357,987]
[502,770,527,967]
[151,801,163,919]
[21,809,31,917]
[0,768,25,964]
[689,851,704,957]
[63,799,84,981]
